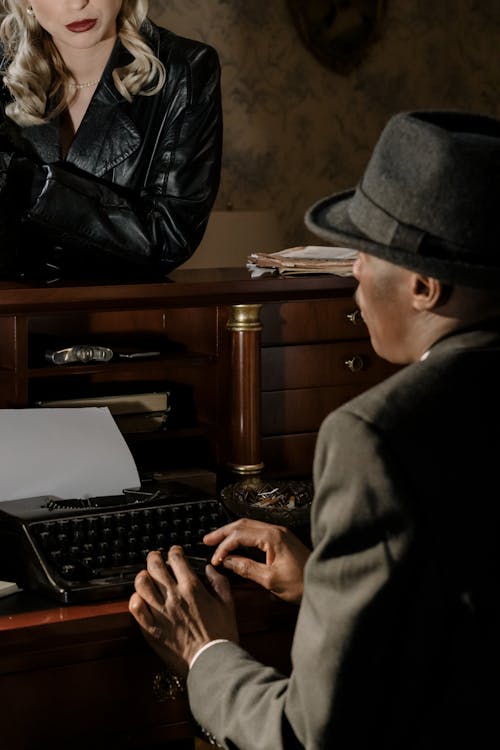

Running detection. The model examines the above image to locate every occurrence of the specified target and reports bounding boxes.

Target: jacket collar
[22,21,161,176]
[66,78,142,177]
[428,317,500,358]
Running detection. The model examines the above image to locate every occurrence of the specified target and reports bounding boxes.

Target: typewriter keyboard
[24,492,230,602]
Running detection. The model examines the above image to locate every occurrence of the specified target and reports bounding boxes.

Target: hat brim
[305,189,500,289]
[305,188,425,267]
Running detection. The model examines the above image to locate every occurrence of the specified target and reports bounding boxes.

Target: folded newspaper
[247,246,358,277]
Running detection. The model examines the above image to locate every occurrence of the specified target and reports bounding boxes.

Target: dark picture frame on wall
[287,0,386,74]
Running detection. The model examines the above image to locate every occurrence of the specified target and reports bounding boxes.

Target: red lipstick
[66,19,97,33]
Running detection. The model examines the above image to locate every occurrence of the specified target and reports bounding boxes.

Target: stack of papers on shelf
[247,246,358,277]
[36,392,171,433]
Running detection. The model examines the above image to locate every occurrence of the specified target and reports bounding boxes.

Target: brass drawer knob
[345,355,365,373]
[346,309,363,326]
[152,670,185,702]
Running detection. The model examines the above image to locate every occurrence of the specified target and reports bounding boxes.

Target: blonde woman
[0,0,222,279]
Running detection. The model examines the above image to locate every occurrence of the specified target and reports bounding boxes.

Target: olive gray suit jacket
[188,324,500,749]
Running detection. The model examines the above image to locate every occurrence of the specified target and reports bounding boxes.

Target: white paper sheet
[0,407,141,502]
[272,246,358,260]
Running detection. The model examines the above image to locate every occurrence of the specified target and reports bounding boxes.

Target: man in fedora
[130,110,500,749]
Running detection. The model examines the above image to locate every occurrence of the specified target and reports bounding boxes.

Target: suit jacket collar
[428,317,500,358]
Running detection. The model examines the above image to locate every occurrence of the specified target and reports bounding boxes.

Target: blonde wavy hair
[0,0,166,126]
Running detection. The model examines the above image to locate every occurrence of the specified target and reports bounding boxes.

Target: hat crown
[357,111,500,252]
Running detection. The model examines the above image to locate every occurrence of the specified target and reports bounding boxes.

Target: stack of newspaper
[247,246,358,277]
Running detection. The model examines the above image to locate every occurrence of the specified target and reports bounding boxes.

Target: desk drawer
[0,650,192,750]
[261,298,365,345]
[262,385,364,436]
[262,340,396,391]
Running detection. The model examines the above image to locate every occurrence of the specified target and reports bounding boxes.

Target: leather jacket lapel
[21,82,142,178]
[66,21,161,177]
[65,33,143,177]
[66,82,142,177]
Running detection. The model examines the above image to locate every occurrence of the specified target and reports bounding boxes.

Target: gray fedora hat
[305,110,500,288]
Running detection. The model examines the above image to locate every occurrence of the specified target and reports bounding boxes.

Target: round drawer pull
[345,355,365,373]
[152,670,185,702]
[346,309,363,326]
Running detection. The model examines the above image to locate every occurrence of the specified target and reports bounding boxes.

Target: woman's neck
[56,35,117,87]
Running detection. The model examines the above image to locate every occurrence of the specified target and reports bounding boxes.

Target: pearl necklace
[69,79,99,90]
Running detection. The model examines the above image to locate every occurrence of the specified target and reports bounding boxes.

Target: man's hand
[129,546,238,678]
[205,518,311,604]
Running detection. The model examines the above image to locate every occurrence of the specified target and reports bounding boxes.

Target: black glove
[0,120,24,189]
[4,155,47,212]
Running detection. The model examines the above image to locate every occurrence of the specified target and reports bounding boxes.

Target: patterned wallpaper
[149,0,500,247]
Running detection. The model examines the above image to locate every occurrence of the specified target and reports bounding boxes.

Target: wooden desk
[0,585,297,750]
[0,268,395,479]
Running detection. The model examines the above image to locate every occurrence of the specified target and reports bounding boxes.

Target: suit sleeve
[1,44,222,278]
[187,410,414,750]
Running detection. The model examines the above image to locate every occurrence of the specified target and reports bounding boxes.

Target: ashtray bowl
[220,478,313,530]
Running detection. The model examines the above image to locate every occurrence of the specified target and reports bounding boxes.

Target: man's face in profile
[353,252,416,364]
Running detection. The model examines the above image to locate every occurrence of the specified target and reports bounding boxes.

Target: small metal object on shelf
[45,345,114,365]
[116,351,161,360]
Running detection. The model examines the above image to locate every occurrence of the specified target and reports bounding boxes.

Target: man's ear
[411,274,447,311]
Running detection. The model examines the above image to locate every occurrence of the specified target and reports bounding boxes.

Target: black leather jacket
[0,20,222,280]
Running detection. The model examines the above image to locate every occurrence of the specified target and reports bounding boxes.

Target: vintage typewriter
[0,482,230,604]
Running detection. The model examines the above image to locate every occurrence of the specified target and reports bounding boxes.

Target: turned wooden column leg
[227,304,264,477]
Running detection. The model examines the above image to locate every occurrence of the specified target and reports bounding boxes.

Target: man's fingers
[167,545,198,584]
[209,530,273,566]
[204,518,275,555]
[129,589,156,630]
[203,522,238,546]
[205,563,233,604]
[133,568,166,612]
[129,590,175,655]
[145,549,175,595]
[205,519,272,566]
[222,555,268,586]
[129,590,147,621]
